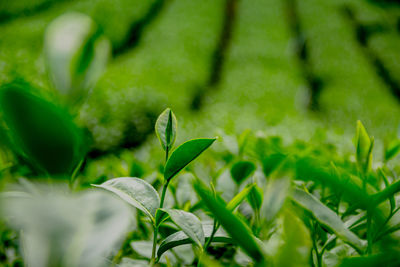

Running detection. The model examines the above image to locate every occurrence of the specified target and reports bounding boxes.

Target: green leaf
[0,82,87,175]
[355,120,373,172]
[155,108,177,151]
[44,12,110,103]
[261,177,291,223]
[159,208,205,248]
[339,252,400,267]
[291,188,366,252]
[272,209,311,267]
[157,223,233,259]
[226,183,256,211]
[247,184,263,212]
[164,138,216,181]
[93,177,159,222]
[384,140,400,162]
[230,161,256,185]
[193,180,267,264]
[262,153,286,177]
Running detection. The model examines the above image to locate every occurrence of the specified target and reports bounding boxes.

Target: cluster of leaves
[1,105,400,266]
[1,9,400,267]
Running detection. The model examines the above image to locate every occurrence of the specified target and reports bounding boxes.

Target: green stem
[160,180,170,209]
[366,210,372,255]
[312,222,322,267]
[150,226,159,265]
[204,219,218,251]
[373,179,400,206]
[150,148,171,264]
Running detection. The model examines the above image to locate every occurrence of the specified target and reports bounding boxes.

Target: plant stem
[366,210,373,254]
[204,219,218,251]
[150,148,171,264]
[150,226,159,265]
[160,180,170,209]
[312,221,322,267]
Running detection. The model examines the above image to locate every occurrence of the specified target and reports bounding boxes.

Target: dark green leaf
[193,180,267,264]
[247,184,263,212]
[157,223,233,259]
[339,252,400,267]
[291,188,366,252]
[164,138,216,181]
[93,177,159,222]
[159,208,204,248]
[262,153,286,177]
[230,161,256,185]
[0,82,86,175]
[155,108,177,151]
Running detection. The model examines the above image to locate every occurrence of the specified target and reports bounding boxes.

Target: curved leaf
[230,161,256,185]
[159,209,204,248]
[157,223,233,259]
[45,12,110,101]
[226,183,256,211]
[93,177,159,222]
[164,138,216,181]
[261,177,291,223]
[155,108,177,151]
[291,188,366,252]
[0,82,86,175]
[193,180,267,264]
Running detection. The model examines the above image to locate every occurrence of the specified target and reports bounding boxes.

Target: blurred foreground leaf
[0,82,86,175]
[44,12,110,104]
[1,187,131,267]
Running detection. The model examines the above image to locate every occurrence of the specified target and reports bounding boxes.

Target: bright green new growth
[355,120,373,173]
[155,108,177,152]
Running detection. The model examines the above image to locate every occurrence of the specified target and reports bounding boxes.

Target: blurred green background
[1,0,400,154]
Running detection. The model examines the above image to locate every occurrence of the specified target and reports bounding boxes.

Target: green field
[1,0,400,266]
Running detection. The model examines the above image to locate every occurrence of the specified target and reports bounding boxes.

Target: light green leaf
[193,180,267,264]
[155,108,177,151]
[93,177,159,222]
[355,120,373,172]
[384,140,400,162]
[157,223,233,259]
[164,138,216,181]
[291,188,366,252]
[273,209,311,267]
[230,161,256,185]
[226,183,256,211]
[261,177,291,223]
[159,208,205,248]
[44,12,110,102]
